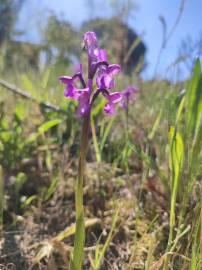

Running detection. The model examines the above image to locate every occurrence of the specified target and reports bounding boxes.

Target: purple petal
[64,84,79,100]
[123,86,139,98]
[77,92,90,117]
[96,68,115,89]
[120,99,127,109]
[94,48,108,62]
[102,75,115,89]
[96,64,121,90]
[120,86,139,109]
[104,102,115,115]
[64,84,89,100]
[107,92,122,103]
[108,64,121,75]
[96,68,105,89]
[78,87,90,93]
[83,32,98,48]
[83,32,99,63]
[102,91,122,115]
[96,76,101,89]
[59,76,74,84]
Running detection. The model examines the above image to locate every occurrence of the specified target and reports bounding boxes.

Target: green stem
[70,112,90,270]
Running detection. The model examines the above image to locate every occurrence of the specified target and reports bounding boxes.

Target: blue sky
[16,0,202,79]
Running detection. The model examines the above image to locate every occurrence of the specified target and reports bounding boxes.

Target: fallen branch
[0,78,66,113]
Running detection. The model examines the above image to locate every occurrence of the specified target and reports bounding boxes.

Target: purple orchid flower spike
[59,31,124,117]
[59,32,139,117]
[120,86,139,109]
[59,31,140,270]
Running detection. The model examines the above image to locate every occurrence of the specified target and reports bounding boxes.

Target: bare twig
[0,78,66,113]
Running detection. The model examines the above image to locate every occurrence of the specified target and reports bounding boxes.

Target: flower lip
[102,91,122,115]
[104,103,115,115]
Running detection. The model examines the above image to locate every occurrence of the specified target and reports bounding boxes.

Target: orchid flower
[59,31,123,116]
[120,85,139,109]
[58,31,138,270]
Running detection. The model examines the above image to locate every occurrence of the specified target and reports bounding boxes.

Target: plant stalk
[70,112,90,270]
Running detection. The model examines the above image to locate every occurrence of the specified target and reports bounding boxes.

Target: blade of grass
[168,127,184,247]
[93,207,119,270]
[100,117,115,152]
